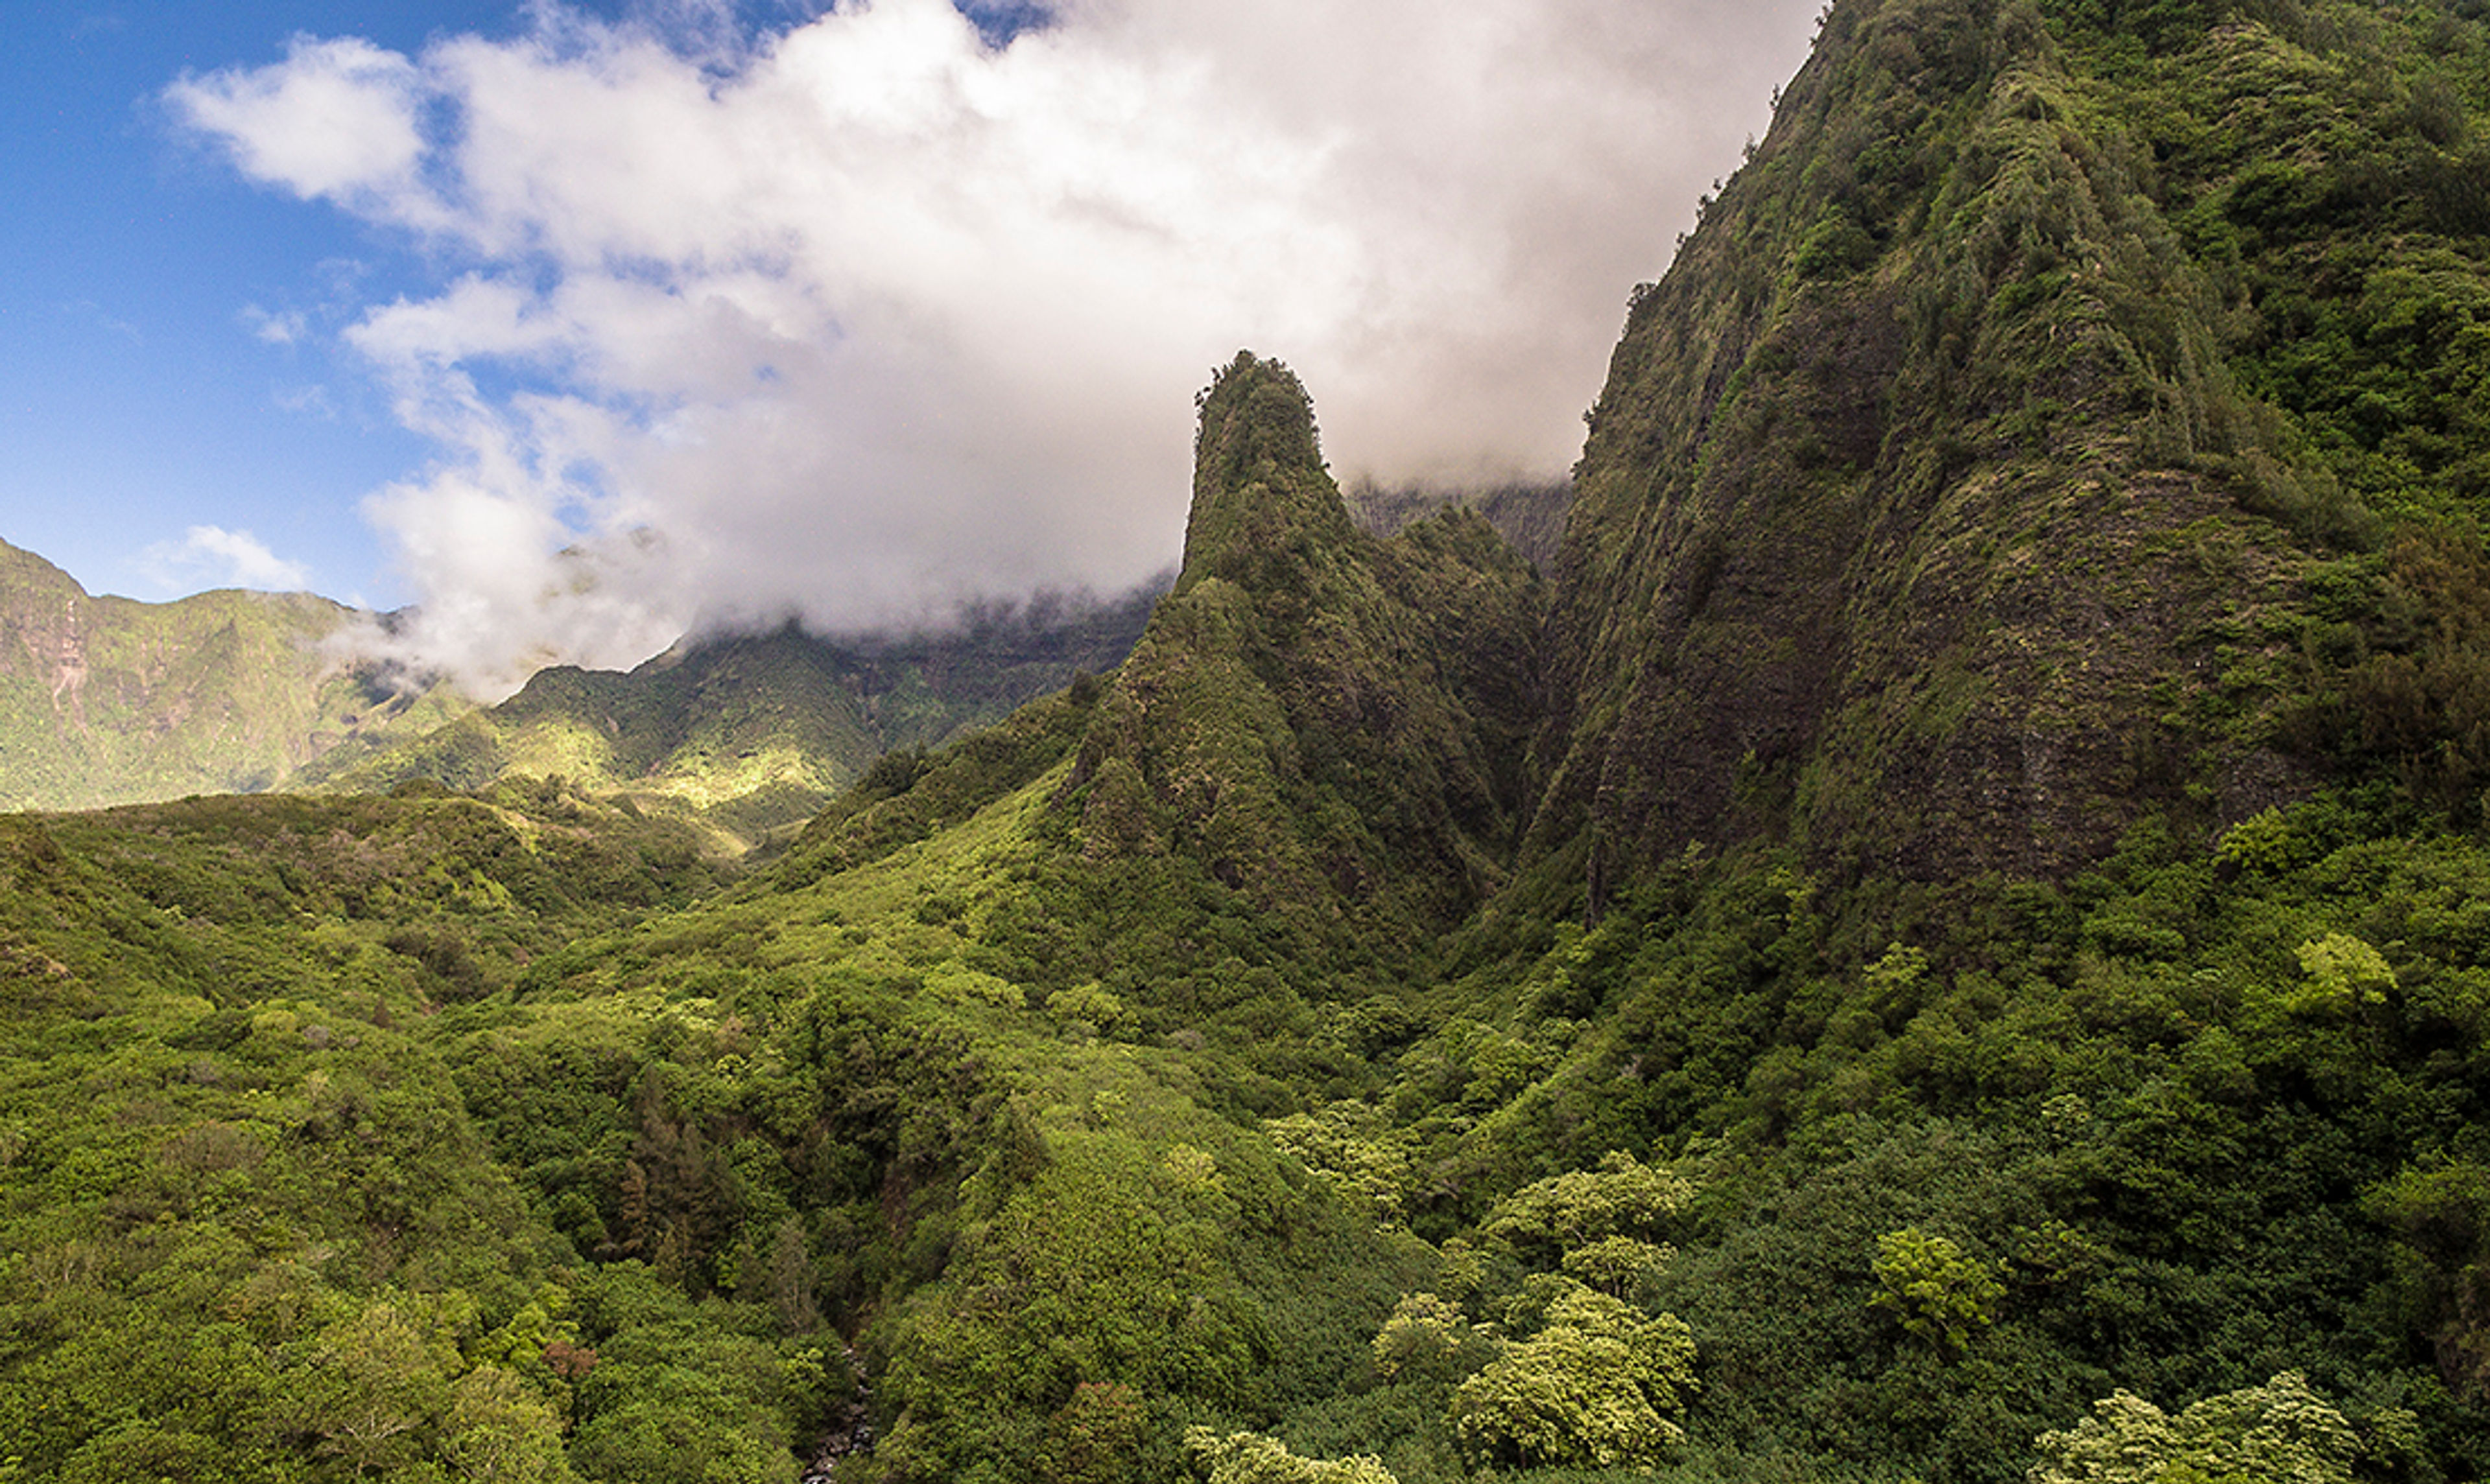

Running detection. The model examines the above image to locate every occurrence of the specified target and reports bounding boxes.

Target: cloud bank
[171,0,1818,696]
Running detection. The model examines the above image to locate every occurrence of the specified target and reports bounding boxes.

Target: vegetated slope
[495,355,1557,1482]
[1532,0,2488,902]
[0,356,1546,1484]
[0,785,759,1482]
[1390,0,2490,1475]
[0,530,1156,845]
[300,589,1162,854]
[6,307,2489,1484]
[7,1,2490,1482]
[1058,353,1547,950]
[0,539,464,810]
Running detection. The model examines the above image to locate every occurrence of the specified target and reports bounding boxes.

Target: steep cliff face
[1067,353,1545,938]
[1527,0,2481,901]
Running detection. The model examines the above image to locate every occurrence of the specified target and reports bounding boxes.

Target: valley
[4,0,2490,1479]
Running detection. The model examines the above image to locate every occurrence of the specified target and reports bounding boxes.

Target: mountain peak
[1176,351,1357,595]
[1061,354,1545,937]
[0,537,91,609]
[1523,0,2430,903]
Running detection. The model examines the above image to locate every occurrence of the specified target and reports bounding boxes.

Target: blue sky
[0,0,1817,691]
[3,1,563,606]
[6,0,892,607]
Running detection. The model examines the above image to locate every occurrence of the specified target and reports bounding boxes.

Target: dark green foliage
[1060,353,1547,960]
[1537,0,2490,906]
[2289,524,2490,816]
[10,1,2490,1481]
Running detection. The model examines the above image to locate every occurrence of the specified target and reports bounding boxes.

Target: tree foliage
[1450,1282,1698,1469]
[8,2,2490,1482]
[2029,1372,2362,1484]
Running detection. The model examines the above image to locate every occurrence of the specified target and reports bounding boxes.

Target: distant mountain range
[0,536,1159,846]
[0,484,1566,844]
[0,539,459,812]
[294,591,1168,853]
[1344,478,1571,572]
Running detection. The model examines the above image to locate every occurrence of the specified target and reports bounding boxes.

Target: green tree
[1869,1227,2005,1354]
[1183,1428,1399,1484]
[1369,1293,1479,1382]
[1478,1151,1689,1267]
[1450,1281,1696,1469]
[1561,1234,1673,1297]
[2029,1372,2360,1484]
[292,1300,458,1479]
[1040,1382,1146,1484]
[570,1380,788,1484]
[2290,932,2395,1015]
[444,1365,573,1484]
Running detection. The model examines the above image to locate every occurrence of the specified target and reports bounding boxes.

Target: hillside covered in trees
[0,539,462,812]
[6,0,2490,1479]
[295,591,1165,859]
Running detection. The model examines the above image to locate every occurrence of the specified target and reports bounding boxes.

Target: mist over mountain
[0,537,1168,842]
[303,582,1166,853]
[5,1,2490,1482]
[161,0,1820,696]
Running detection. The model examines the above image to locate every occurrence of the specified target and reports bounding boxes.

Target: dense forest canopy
[7,0,2490,1479]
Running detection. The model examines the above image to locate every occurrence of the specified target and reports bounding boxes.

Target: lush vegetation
[0,539,462,812]
[7,0,2490,1479]
[300,594,1162,858]
[0,532,1155,852]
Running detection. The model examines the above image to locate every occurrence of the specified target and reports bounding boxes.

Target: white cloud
[244,304,309,345]
[170,0,1820,696]
[140,526,315,594]
[273,383,338,419]
[168,36,440,212]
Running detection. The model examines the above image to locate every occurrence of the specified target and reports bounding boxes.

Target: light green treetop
[2028,1371,2360,1484]
[1480,1150,1690,1263]
[1451,1280,1697,1470]
[1184,1427,1399,1484]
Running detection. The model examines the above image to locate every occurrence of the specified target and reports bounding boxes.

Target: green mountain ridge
[0,539,461,810]
[5,0,2490,1481]
[300,591,1164,855]
[0,485,1558,838]
[0,537,1167,849]
[1341,479,1572,576]
[1063,353,1544,939]
[1534,0,2480,895]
